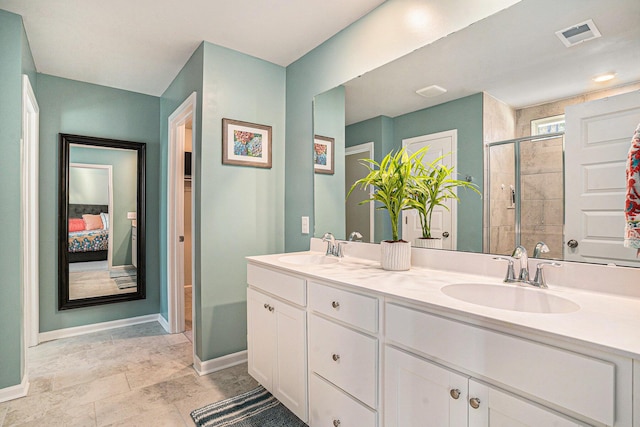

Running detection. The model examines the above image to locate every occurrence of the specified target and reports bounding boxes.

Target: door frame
[167,93,197,336]
[345,142,375,242]
[22,75,39,351]
[402,129,458,249]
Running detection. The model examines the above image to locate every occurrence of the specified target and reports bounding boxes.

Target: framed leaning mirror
[58,133,146,310]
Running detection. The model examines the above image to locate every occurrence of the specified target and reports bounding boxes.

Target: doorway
[167,93,196,346]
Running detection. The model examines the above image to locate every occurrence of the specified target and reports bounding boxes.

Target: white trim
[157,314,170,333]
[0,374,29,403]
[38,314,160,343]
[22,75,39,350]
[193,351,248,376]
[345,142,375,242]
[167,93,197,352]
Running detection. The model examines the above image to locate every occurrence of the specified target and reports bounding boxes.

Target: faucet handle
[532,262,561,288]
[493,257,516,282]
[336,241,347,257]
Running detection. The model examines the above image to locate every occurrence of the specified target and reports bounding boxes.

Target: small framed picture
[314,135,334,174]
[222,118,272,168]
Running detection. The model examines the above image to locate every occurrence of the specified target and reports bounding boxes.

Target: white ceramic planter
[414,237,443,249]
[381,240,411,271]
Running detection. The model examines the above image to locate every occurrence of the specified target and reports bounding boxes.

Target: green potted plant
[409,152,481,248]
[347,147,428,270]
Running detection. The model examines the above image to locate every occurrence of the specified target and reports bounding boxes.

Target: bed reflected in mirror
[59,134,146,310]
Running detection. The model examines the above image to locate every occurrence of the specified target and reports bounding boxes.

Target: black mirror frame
[58,133,146,310]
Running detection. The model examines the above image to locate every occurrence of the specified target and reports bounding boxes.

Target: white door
[345,142,374,242]
[384,346,468,427]
[247,288,275,390]
[468,380,582,427]
[402,130,457,249]
[565,92,640,266]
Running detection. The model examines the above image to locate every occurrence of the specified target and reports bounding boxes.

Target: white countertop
[247,251,640,359]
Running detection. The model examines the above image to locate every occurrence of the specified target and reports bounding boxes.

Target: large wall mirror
[58,134,146,309]
[313,0,640,268]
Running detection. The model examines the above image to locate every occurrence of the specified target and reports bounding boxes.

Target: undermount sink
[279,254,340,265]
[441,283,580,314]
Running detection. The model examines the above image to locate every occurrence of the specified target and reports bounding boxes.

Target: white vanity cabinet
[385,345,582,426]
[307,281,380,427]
[385,302,632,427]
[246,265,308,422]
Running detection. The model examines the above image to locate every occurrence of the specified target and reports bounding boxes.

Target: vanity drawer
[309,281,378,333]
[247,264,306,306]
[309,373,377,427]
[309,313,378,408]
[385,303,615,426]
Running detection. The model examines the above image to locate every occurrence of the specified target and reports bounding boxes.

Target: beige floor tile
[0,405,7,426]
[5,402,96,427]
[106,405,186,426]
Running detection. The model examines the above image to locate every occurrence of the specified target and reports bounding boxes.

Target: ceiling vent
[556,19,601,47]
[416,85,447,98]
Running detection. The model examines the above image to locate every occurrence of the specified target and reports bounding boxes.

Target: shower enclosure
[485,132,564,259]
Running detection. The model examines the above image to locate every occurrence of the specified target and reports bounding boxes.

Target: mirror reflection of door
[67,145,138,300]
[345,143,374,243]
[402,130,457,249]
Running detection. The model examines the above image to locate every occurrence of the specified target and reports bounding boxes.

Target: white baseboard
[0,374,29,403]
[157,314,170,333]
[39,314,161,343]
[194,350,247,376]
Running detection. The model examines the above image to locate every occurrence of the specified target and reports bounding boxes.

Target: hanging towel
[624,123,640,251]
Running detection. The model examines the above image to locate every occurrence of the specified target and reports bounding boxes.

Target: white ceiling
[344,0,640,124]
[0,0,386,96]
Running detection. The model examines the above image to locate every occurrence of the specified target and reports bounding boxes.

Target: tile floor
[0,322,258,426]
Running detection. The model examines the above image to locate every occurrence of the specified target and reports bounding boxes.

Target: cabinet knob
[332,420,341,427]
[331,301,340,309]
[449,388,461,399]
[332,353,340,362]
[263,303,269,309]
[469,397,481,409]
[268,305,274,312]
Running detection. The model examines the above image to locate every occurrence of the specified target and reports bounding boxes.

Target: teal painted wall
[160,42,286,362]
[344,95,484,249]
[0,9,34,390]
[393,94,484,252]
[313,86,345,238]
[345,115,395,241]
[197,42,285,361]
[70,146,138,266]
[159,44,204,324]
[37,73,161,332]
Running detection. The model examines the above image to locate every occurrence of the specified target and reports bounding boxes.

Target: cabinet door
[247,288,276,390]
[273,299,308,422]
[384,346,467,427]
[468,380,583,427]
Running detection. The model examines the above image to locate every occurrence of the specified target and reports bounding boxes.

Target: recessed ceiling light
[593,73,616,82]
[416,85,447,98]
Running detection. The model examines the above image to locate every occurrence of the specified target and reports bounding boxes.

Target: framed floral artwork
[222,118,272,168]
[314,135,334,174]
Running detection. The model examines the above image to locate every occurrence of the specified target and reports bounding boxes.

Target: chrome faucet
[533,241,549,258]
[494,245,561,288]
[322,232,346,257]
[511,245,530,282]
[348,231,363,242]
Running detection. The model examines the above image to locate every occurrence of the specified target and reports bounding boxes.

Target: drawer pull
[449,388,461,400]
[469,397,481,409]
[332,353,340,362]
[268,305,275,312]
[331,301,340,309]
[263,303,269,309]
[333,420,341,427]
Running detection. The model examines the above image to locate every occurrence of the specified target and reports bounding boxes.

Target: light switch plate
[301,216,309,234]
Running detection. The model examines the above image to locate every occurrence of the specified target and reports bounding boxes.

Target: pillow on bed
[68,218,85,232]
[100,212,109,230]
[82,214,103,230]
